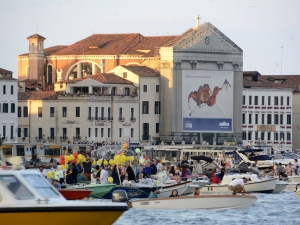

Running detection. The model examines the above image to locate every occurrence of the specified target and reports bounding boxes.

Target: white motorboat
[273,180,289,193]
[157,181,191,198]
[201,174,277,194]
[0,159,128,225]
[129,194,257,209]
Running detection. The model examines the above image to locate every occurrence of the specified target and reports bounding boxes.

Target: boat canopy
[190,155,213,163]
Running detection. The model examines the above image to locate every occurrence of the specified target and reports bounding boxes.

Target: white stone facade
[242,88,293,152]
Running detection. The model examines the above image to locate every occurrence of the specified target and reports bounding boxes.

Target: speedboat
[58,189,93,200]
[102,185,149,199]
[0,169,128,225]
[157,181,191,198]
[201,174,277,194]
[112,190,257,209]
[66,183,115,198]
[273,180,289,193]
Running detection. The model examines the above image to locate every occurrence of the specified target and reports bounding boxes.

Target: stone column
[77,62,82,78]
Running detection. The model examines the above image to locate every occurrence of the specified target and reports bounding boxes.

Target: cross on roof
[196,14,201,27]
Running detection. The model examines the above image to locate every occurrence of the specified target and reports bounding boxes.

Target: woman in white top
[152,166,168,183]
[54,165,64,183]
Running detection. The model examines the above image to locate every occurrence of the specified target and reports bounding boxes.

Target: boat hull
[157,181,191,198]
[102,186,149,199]
[59,189,93,200]
[273,181,289,193]
[67,184,115,198]
[131,195,257,209]
[201,178,277,193]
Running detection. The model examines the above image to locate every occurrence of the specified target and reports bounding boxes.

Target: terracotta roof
[0,67,13,74]
[19,45,68,56]
[71,73,133,85]
[260,75,300,92]
[27,34,46,40]
[18,91,60,100]
[19,79,55,91]
[121,65,160,77]
[0,68,15,80]
[243,76,293,89]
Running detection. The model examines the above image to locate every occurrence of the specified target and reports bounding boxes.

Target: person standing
[107,164,112,177]
[99,165,108,184]
[39,166,47,178]
[194,160,203,174]
[228,177,248,194]
[77,169,87,183]
[149,160,157,174]
[294,159,300,175]
[81,155,93,181]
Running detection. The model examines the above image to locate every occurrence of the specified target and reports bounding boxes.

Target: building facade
[0,68,18,156]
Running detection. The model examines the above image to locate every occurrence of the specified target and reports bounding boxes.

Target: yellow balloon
[64,155,69,162]
[121,155,126,161]
[60,165,65,170]
[114,155,121,161]
[92,161,96,166]
[47,171,54,178]
[104,160,108,165]
[97,159,103,164]
[78,154,83,160]
[81,158,86,163]
[69,155,75,160]
[108,177,113,183]
[130,156,134,161]
[109,159,114,165]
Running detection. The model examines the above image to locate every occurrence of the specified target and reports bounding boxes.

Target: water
[113,192,300,225]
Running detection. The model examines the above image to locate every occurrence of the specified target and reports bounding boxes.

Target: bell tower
[27,34,45,82]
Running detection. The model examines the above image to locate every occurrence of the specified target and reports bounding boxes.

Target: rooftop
[18,91,60,100]
[121,65,160,77]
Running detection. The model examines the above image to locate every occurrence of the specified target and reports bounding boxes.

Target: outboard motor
[112,190,128,202]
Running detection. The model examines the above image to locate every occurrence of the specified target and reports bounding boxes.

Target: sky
[1,0,300,78]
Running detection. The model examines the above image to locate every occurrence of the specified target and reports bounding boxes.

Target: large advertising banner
[182,70,233,132]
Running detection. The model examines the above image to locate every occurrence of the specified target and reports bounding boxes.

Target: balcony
[73,136,81,140]
[107,117,113,121]
[48,137,56,142]
[60,136,68,141]
[119,117,125,122]
[87,116,93,121]
[142,135,150,140]
[130,117,136,122]
[10,137,16,141]
[94,117,100,121]
[100,117,106,121]
[36,136,43,142]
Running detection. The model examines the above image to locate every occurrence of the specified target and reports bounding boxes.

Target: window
[24,128,28,137]
[101,128,104,137]
[111,87,117,96]
[0,175,34,199]
[131,108,134,119]
[38,107,42,117]
[75,107,80,117]
[39,42,41,51]
[143,123,149,140]
[262,96,265,105]
[88,128,91,137]
[249,114,252,124]
[261,132,265,141]
[18,128,21,137]
[287,133,291,141]
[275,133,278,140]
[108,128,111,137]
[124,87,130,96]
[95,107,98,119]
[280,114,284,125]
[155,101,160,114]
[62,107,67,117]
[11,103,15,113]
[3,103,8,113]
[242,114,245,124]
[50,128,54,139]
[274,114,278,125]
[156,85,159,93]
[3,85,6,94]
[10,125,13,139]
[280,96,283,106]
[274,96,278,105]
[287,114,291,125]
[75,128,80,139]
[142,101,149,114]
[50,107,54,117]
[248,132,252,140]
[3,126,6,138]
[242,96,245,105]
[119,107,123,119]
[62,128,67,139]
[261,114,265,125]
[131,128,134,138]
[119,128,122,137]
[95,128,98,137]
[254,96,258,105]
[18,107,22,117]
[88,107,92,119]
[267,114,272,124]
[101,107,104,119]
[242,132,246,140]
[268,132,271,141]
[38,128,43,140]
[47,65,53,84]
[31,43,34,52]
[108,107,111,119]
[143,85,147,92]
[287,97,290,106]
[11,85,13,95]
[123,72,127,78]
[156,123,159,133]
[280,133,285,141]
[255,114,258,124]
[249,96,252,105]
[255,132,258,140]
[24,106,28,117]
[268,96,271,105]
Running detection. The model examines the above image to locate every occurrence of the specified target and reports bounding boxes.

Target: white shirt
[100,169,108,184]
[229,178,244,187]
[194,162,203,174]
[122,180,132,186]
[156,163,163,171]
[152,171,168,182]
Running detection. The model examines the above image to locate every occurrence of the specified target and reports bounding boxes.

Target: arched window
[31,43,35,52]
[47,65,53,84]
[39,42,41,51]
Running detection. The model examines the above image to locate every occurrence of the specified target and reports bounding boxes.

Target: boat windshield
[0,175,34,199]
[22,174,59,198]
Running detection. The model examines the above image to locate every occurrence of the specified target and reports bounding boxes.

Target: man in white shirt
[99,165,108,184]
[194,160,203,174]
[155,159,163,172]
[228,177,248,194]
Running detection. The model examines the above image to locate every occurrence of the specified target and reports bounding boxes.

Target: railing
[100,117,106,121]
[48,137,56,142]
[60,136,68,141]
[130,117,136,122]
[36,136,43,141]
[87,116,93,121]
[142,135,150,140]
[119,117,124,122]
[73,136,81,140]
[107,117,113,121]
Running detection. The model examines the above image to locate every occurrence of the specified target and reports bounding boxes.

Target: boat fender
[112,190,129,202]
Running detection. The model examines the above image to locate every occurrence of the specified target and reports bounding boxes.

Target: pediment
[173,22,242,54]
[70,78,104,87]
